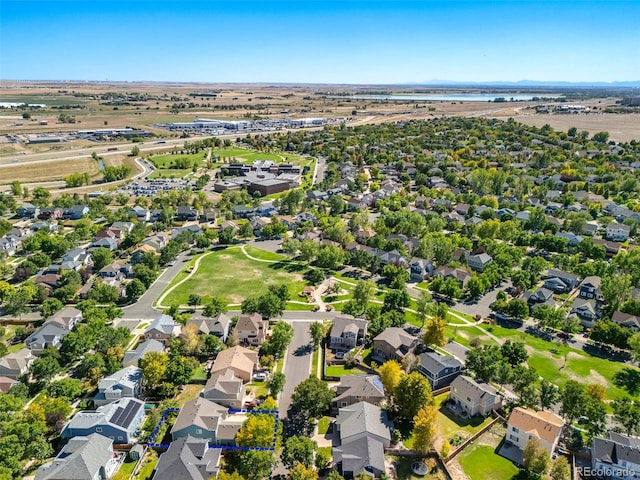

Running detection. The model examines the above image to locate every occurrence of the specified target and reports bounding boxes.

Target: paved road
[279,321,314,414]
[121,251,191,320]
[313,155,327,185]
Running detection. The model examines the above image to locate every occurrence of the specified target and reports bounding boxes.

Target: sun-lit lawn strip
[149,152,205,168]
[285,302,316,311]
[174,384,203,405]
[244,246,291,262]
[312,348,320,377]
[112,459,137,480]
[147,168,191,179]
[458,444,518,480]
[162,247,307,306]
[276,355,285,374]
[132,452,158,480]
[248,382,269,398]
[190,364,208,381]
[325,364,369,377]
[7,341,25,353]
[317,416,330,435]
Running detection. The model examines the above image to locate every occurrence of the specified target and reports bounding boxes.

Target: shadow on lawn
[268,262,307,273]
[439,402,487,429]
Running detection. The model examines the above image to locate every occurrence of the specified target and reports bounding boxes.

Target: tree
[601,273,632,313]
[268,372,286,398]
[188,294,202,307]
[203,297,228,317]
[217,472,245,480]
[539,379,559,411]
[126,278,145,301]
[415,290,433,327]
[40,297,63,319]
[4,288,33,319]
[315,245,346,270]
[299,240,318,262]
[291,376,335,419]
[131,145,140,156]
[522,437,550,475]
[423,316,447,348]
[500,340,528,366]
[412,405,438,453]
[180,323,201,355]
[309,321,325,349]
[140,351,169,388]
[382,288,410,313]
[394,371,433,420]
[165,356,197,386]
[30,356,61,383]
[326,472,346,480]
[378,360,403,395]
[262,321,293,359]
[612,398,640,436]
[88,280,120,303]
[282,435,317,469]
[629,332,640,364]
[287,463,318,480]
[47,378,83,400]
[550,456,571,480]
[91,247,114,271]
[234,450,275,480]
[352,280,375,313]
[559,380,586,425]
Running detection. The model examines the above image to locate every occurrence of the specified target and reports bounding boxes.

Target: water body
[353,94,558,102]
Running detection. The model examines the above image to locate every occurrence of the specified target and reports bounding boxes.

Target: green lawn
[447,323,638,400]
[458,445,518,480]
[247,382,269,398]
[7,341,25,353]
[325,364,369,377]
[112,459,137,480]
[174,384,203,405]
[190,364,208,381]
[317,416,330,435]
[389,455,447,480]
[434,393,493,440]
[161,247,308,306]
[149,152,205,168]
[147,168,191,179]
[312,348,320,378]
[132,451,158,480]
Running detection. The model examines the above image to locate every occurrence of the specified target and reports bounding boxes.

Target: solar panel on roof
[372,377,383,391]
[119,404,139,428]
[110,406,125,425]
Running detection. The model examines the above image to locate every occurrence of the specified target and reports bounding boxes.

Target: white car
[335,351,346,359]
[253,372,267,381]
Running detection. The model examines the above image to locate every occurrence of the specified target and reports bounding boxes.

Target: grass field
[325,364,370,377]
[0,157,100,184]
[174,384,203,405]
[457,445,518,480]
[112,458,137,480]
[435,394,493,440]
[447,323,637,400]
[149,152,206,168]
[147,168,191,179]
[317,416,330,435]
[162,247,308,306]
[190,364,208,381]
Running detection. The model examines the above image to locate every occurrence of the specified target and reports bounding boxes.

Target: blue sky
[1,0,639,84]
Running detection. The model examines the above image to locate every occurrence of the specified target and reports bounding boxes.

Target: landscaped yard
[174,384,203,405]
[247,381,269,399]
[190,364,208,381]
[161,246,308,306]
[112,458,137,480]
[457,444,518,480]
[434,393,493,441]
[317,416,330,435]
[388,455,447,480]
[325,364,370,377]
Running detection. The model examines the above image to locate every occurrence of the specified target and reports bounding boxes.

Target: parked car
[253,372,267,381]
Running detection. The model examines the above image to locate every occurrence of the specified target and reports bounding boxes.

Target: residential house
[94,366,142,407]
[0,376,18,393]
[0,348,34,379]
[434,266,472,288]
[506,407,564,454]
[129,206,150,222]
[98,262,123,279]
[334,402,393,479]
[172,224,202,239]
[202,370,246,409]
[35,433,119,480]
[234,313,268,346]
[331,375,386,413]
[611,311,640,332]
[580,276,603,301]
[571,298,600,328]
[61,248,92,268]
[417,351,464,389]
[584,223,599,236]
[144,314,181,345]
[466,253,494,272]
[171,397,243,445]
[47,306,83,330]
[63,205,90,220]
[409,257,435,282]
[593,238,623,257]
[372,327,418,361]
[591,431,640,480]
[16,202,40,218]
[543,269,579,293]
[449,375,503,417]
[209,346,259,383]
[606,223,631,242]
[330,316,368,351]
[62,398,146,444]
[152,436,221,480]
[89,237,119,251]
[25,322,69,355]
[131,244,158,264]
[176,206,200,222]
[187,313,232,342]
[123,339,165,368]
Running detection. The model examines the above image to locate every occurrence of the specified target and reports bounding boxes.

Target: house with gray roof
[591,431,640,480]
[334,401,393,479]
[35,433,119,480]
[466,253,494,272]
[25,322,69,355]
[201,370,246,409]
[187,313,232,342]
[449,375,503,417]
[331,375,386,413]
[330,315,368,351]
[372,327,418,362]
[544,269,579,291]
[571,298,601,328]
[418,351,464,389]
[171,397,243,445]
[122,339,165,368]
[94,366,142,407]
[62,398,145,444]
[153,436,221,480]
[579,276,603,301]
[0,348,34,379]
[611,311,640,332]
[144,314,181,345]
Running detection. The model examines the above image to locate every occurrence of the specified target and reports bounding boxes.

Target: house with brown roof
[506,407,564,454]
[331,375,386,413]
[234,313,268,346]
[611,311,640,332]
[0,376,18,393]
[372,327,418,362]
[209,346,259,383]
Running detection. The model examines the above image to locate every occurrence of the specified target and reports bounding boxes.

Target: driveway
[453,280,513,319]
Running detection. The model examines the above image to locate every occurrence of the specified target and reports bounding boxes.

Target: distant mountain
[414,79,640,88]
